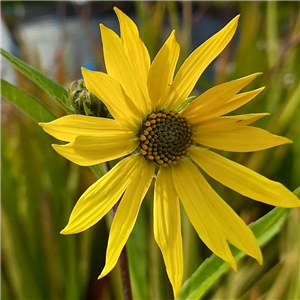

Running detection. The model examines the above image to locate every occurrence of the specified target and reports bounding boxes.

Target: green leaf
[1,79,56,122]
[177,187,300,300]
[1,48,73,113]
[90,164,106,178]
[176,96,196,112]
[1,78,107,180]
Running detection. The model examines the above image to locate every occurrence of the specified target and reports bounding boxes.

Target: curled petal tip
[60,224,77,235]
[232,264,238,272]
[228,258,237,272]
[227,15,240,24]
[51,144,60,151]
[257,256,263,266]
[258,86,266,92]
[230,15,240,25]
[254,248,263,265]
[283,137,293,144]
[98,270,107,280]
[60,227,69,235]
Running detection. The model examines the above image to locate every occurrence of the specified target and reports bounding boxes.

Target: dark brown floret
[138,111,193,167]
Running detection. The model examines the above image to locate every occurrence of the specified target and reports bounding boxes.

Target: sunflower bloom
[39,8,299,297]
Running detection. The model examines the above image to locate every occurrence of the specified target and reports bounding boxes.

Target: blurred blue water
[1,2,232,87]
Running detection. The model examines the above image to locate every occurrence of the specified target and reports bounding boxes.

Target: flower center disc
[138,111,193,167]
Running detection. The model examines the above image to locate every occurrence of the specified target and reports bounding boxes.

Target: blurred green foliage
[1,1,299,300]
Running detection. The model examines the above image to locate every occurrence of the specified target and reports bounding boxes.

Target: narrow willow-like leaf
[2,78,106,180]
[177,187,300,300]
[176,96,196,112]
[1,79,56,122]
[1,48,72,113]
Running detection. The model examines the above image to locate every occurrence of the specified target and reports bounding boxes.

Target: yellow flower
[39,8,299,297]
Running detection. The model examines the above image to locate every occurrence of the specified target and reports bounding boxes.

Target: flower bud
[68,80,108,117]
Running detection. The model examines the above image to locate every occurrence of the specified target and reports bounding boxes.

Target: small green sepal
[68,80,108,117]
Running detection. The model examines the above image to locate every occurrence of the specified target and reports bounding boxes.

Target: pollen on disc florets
[138,111,193,167]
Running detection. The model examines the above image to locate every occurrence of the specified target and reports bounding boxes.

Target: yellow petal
[61,154,144,234]
[114,7,151,111]
[100,24,148,116]
[182,157,262,264]
[172,160,237,270]
[186,87,265,125]
[168,15,240,110]
[154,167,183,297]
[39,115,131,142]
[148,30,180,111]
[196,113,269,133]
[189,147,300,207]
[181,73,262,123]
[193,126,292,152]
[52,132,138,166]
[82,68,141,131]
[217,87,265,118]
[99,160,154,278]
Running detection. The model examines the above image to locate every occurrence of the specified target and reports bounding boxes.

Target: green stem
[118,246,133,300]
[110,201,133,300]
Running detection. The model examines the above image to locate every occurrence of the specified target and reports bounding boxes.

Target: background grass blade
[1,79,56,122]
[1,48,72,113]
[176,188,300,300]
[1,78,106,181]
